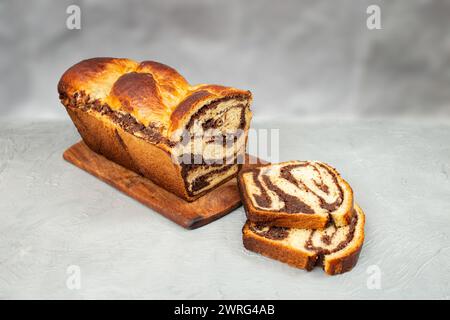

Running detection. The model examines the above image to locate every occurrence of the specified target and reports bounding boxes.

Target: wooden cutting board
[63,141,265,229]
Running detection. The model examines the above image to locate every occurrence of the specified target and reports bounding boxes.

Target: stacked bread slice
[238,160,365,275]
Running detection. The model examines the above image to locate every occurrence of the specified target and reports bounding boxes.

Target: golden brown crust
[58,58,138,101]
[169,90,213,131]
[242,223,317,271]
[58,57,252,132]
[169,86,251,136]
[237,162,353,229]
[110,72,163,113]
[136,60,189,90]
[323,242,363,275]
[242,204,365,275]
[65,107,188,198]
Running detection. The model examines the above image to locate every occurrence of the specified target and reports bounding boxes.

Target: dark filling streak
[316,182,329,193]
[202,118,218,130]
[310,165,330,194]
[315,162,344,211]
[320,199,341,212]
[262,175,315,214]
[179,99,248,195]
[320,221,337,245]
[189,131,243,148]
[192,104,246,146]
[191,177,210,193]
[181,158,227,171]
[251,171,272,208]
[62,90,175,146]
[180,159,236,196]
[251,165,314,214]
[179,153,239,169]
[250,224,289,241]
[280,163,343,213]
[189,164,235,193]
[280,165,310,190]
[304,210,358,255]
[185,97,248,131]
[239,106,246,130]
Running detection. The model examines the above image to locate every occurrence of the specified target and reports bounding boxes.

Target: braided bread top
[58,58,252,137]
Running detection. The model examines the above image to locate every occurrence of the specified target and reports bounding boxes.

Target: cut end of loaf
[175,95,252,197]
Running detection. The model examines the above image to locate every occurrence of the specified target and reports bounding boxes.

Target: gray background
[1,0,450,121]
[1,0,450,300]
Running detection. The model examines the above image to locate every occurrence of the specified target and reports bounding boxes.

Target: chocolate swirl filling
[60,91,173,145]
[304,210,358,255]
[250,209,358,254]
[250,224,290,241]
[247,162,344,214]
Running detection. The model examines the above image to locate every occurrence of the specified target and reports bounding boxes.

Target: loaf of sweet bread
[242,204,365,275]
[238,161,353,229]
[58,58,252,201]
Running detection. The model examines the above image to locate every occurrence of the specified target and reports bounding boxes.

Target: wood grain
[63,141,265,229]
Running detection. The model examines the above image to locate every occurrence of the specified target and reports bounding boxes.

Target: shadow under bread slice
[242,204,365,275]
[238,160,354,229]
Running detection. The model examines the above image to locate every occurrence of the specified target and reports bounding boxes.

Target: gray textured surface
[2,0,450,121]
[0,120,449,299]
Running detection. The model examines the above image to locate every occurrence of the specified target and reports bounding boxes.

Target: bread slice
[242,203,365,275]
[238,160,354,229]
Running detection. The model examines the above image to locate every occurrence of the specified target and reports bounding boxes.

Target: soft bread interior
[176,98,251,196]
[242,161,353,225]
[172,98,248,160]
